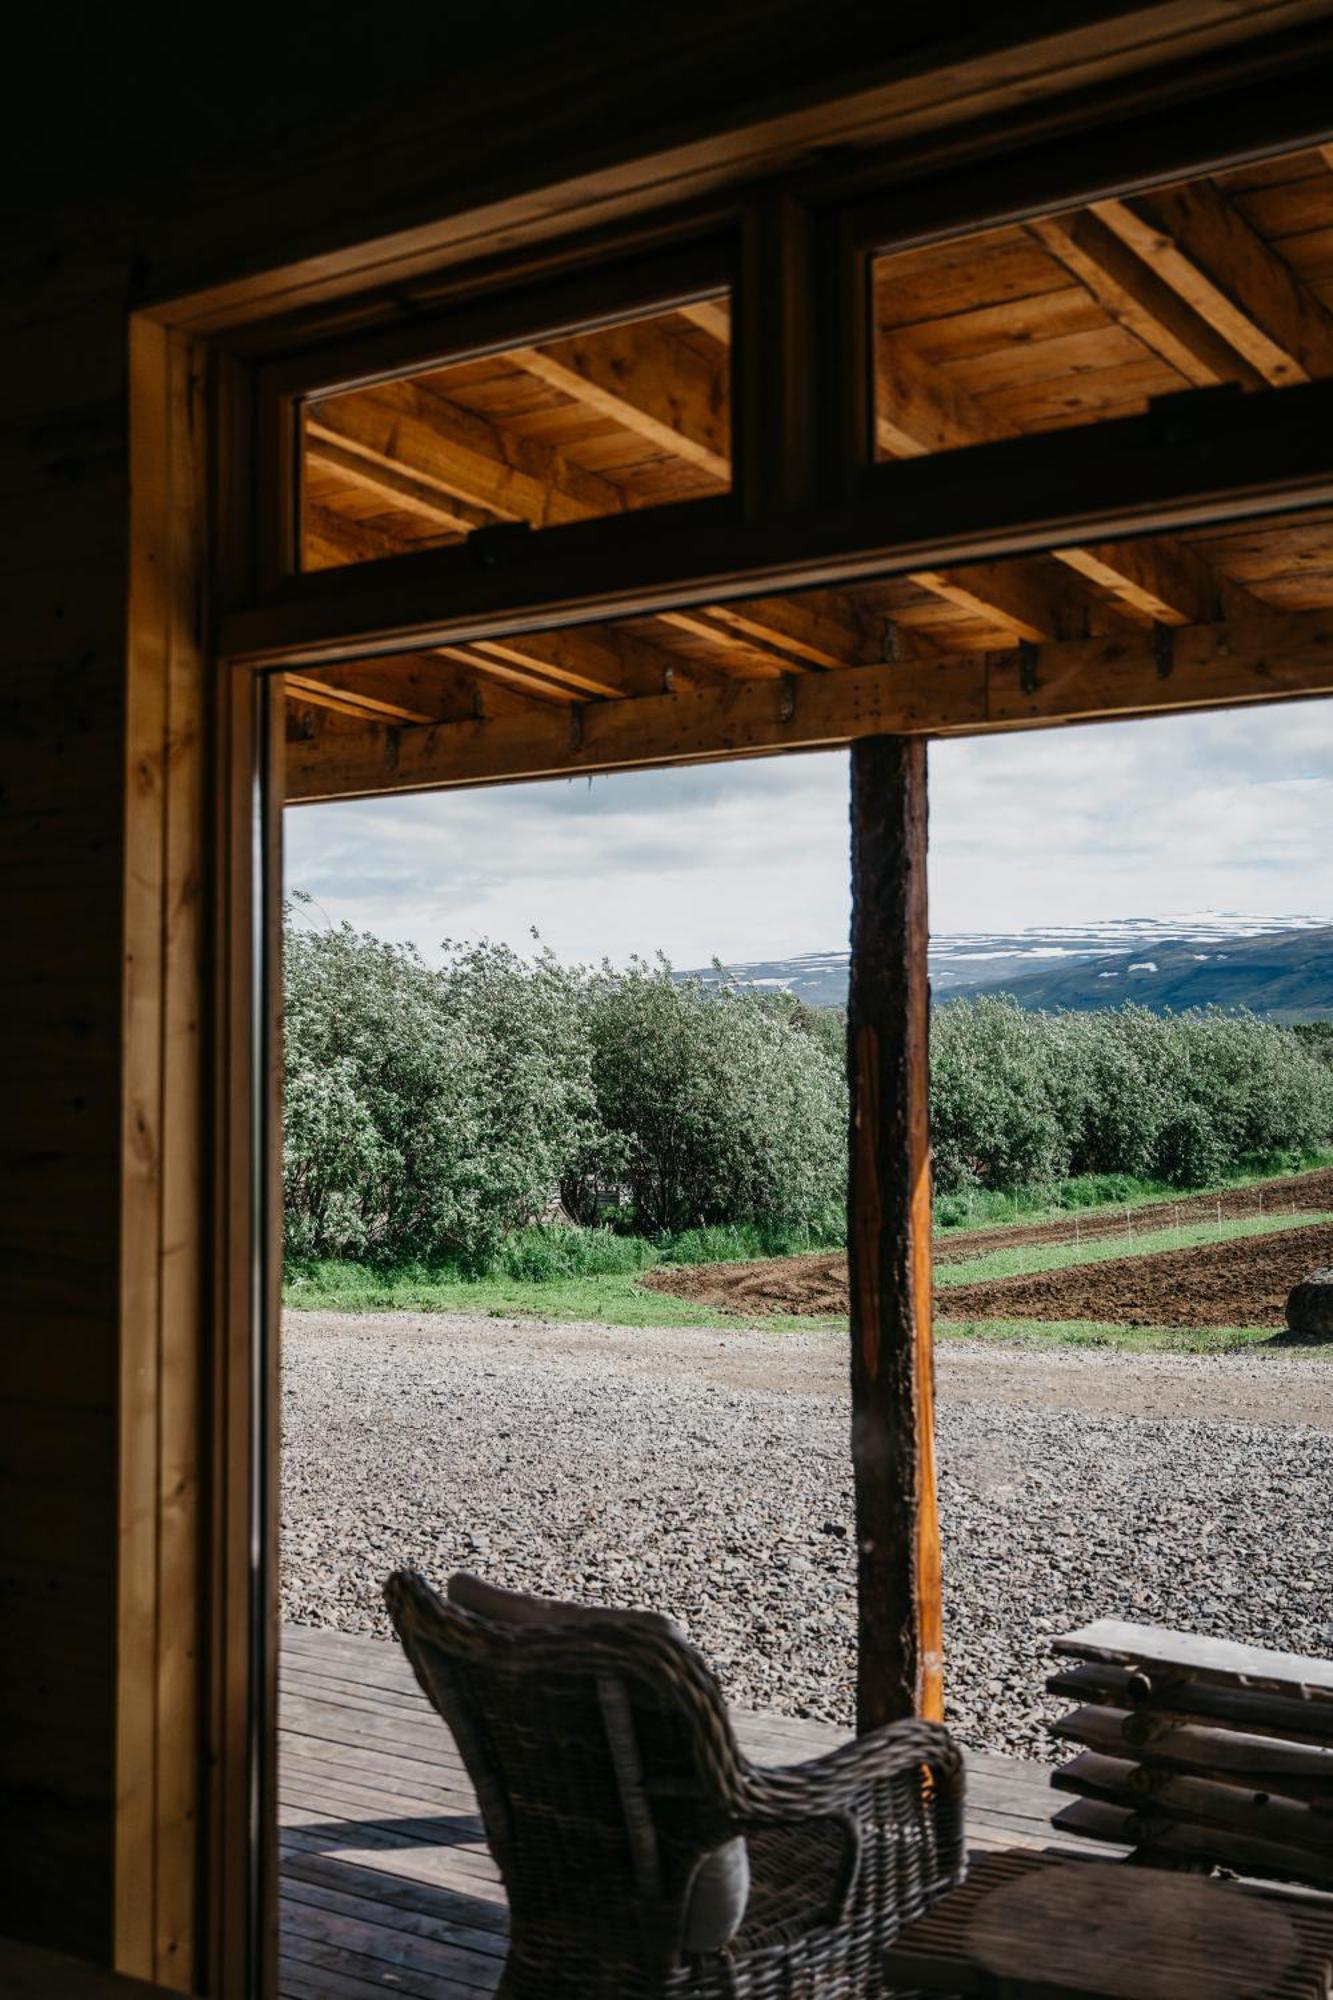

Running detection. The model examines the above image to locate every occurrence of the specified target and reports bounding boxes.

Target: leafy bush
[283,907,1333,1267]
[930,995,1071,1192]
[930,996,1333,1196]
[576,959,847,1235]
[284,916,596,1267]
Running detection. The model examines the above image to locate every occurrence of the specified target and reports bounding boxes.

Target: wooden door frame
[119,20,1333,1995]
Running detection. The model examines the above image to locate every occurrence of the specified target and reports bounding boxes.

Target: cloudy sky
[285,698,1332,967]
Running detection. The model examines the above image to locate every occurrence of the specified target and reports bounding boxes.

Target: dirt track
[933,1165,1333,1262]
[942,1220,1333,1326]
[646,1211,1333,1328]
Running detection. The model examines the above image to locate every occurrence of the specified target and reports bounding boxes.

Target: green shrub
[283,907,1333,1269]
[577,959,847,1235]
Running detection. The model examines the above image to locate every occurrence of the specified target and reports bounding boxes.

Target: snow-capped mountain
[681,915,1333,1016]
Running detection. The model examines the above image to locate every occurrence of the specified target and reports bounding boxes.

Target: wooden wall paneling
[0,274,128,1962]
[119,317,210,1991]
[133,6,1333,335]
[200,369,287,2000]
[846,736,942,1728]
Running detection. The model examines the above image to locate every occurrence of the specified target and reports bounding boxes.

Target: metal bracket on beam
[1018,640,1040,697]
[1154,621,1176,680]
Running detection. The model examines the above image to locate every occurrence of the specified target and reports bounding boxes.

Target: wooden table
[882,1851,1333,1998]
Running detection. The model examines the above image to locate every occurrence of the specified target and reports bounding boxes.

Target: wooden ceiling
[287,144,1333,794]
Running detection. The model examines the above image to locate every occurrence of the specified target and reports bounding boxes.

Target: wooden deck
[279,1624,1106,1998]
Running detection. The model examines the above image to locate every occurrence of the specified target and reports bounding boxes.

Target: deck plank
[278,1624,1106,1997]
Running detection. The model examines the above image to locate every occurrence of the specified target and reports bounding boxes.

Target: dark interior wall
[0,0,1322,1968]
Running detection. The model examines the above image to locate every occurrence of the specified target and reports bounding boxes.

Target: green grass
[281,1259,833,1332]
[281,1259,1332,1354]
[284,1156,1333,1346]
[932,1316,1317,1355]
[935,1208,1328,1288]
[933,1149,1333,1238]
[282,1260,1333,1355]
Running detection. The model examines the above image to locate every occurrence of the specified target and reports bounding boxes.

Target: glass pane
[873,144,1333,460]
[301,295,731,571]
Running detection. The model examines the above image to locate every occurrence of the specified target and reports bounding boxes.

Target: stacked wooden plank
[1047,1620,1333,1889]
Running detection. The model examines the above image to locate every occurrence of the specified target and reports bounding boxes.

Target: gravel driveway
[281,1312,1333,1760]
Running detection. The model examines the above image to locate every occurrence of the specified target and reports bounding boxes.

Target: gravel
[281,1312,1333,1762]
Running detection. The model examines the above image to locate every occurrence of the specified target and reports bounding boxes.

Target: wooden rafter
[305,379,858,680]
[456,625,690,701]
[1027,209,1267,389]
[677,298,731,342]
[884,209,1297,625]
[1093,182,1333,387]
[308,378,622,530]
[305,430,494,535]
[509,321,730,483]
[286,603,1333,803]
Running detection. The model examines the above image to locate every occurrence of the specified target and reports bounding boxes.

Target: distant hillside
[681,915,1333,1018]
[965,925,1333,1018]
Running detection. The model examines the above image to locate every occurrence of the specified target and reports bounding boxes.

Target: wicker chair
[384,1568,965,1999]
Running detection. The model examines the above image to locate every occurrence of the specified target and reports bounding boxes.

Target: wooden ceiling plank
[309,379,836,677]
[875,337,997,457]
[432,642,582,705]
[285,675,441,724]
[698,589,879,669]
[1050,536,1222,625]
[1028,208,1266,388]
[1092,183,1333,387]
[305,429,492,535]
[879,266,1243,629]
[908,559,1089,643]
[509,321,730,483]
[677,299,731,342]
[286,604,1333,805]
[310,377,624,529]
[468,625,692,700]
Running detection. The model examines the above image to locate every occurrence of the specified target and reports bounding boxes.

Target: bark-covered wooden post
[847,734,943,1730]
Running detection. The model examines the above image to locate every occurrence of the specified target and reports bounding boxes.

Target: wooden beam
[309,378,625,530]
[285,675,440,723]
[463,625,688,700]
[510,321,730,483]
[1049,535,1222,625]
[877,326,1222,632]
[677,298,731,342]
[1027,209,1265,389]
[1092,184,1333,387]
[309,381,841,676]
[875,347,1079,637]
[847,735,941,1729]
[875,337,1005,458]
[305,430,492,535]
[907,560,1086,643]
[672,589,878,670]
[284,604,1333,803]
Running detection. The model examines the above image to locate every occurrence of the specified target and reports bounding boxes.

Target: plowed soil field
[941,1220,1333,1326]
[931,1166,1333,1263]
[643,1169,1333,1329]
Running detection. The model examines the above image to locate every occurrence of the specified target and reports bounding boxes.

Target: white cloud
[284,700,1333,965]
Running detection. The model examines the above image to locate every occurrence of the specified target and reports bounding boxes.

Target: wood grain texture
[117,317,210,1993]
[6,6,1333,1986]
[846,738,942,1729]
